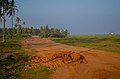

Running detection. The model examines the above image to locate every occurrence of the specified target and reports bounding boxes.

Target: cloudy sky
[6,0,120,35]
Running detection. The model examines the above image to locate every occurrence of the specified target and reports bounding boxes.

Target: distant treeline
[0,27,40,36]
[40,25,69,38]
[0,25,70,38]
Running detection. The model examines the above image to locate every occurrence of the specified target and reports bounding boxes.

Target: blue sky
[7,0,120,35]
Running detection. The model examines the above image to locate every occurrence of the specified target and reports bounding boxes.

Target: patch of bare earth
[22,36,120,79]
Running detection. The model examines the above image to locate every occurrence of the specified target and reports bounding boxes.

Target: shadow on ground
[0,51,29,79]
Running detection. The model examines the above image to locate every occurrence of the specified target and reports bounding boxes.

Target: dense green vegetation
[0,24,70,41]
[39,25,69,38]
[0,27,40,36]
[52,35,120,53]
[0,36,52,79]
[0,25,70,39]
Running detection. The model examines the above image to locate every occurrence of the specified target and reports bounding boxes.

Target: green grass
[16,66,52,79]
[0,36,52,79]
[52,35,120,53]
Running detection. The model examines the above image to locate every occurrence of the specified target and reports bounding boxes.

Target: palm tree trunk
[2,9,6,43]
[3,23,5,42]
[11,13,14,38]
[12,14,13,29]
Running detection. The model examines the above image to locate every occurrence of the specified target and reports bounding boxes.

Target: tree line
[0,27,40,36]
[40,25,69,38]
[0,24,70,38]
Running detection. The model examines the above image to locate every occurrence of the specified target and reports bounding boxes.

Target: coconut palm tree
[0,0,9,42]
[23,21,26,27]
[22,21,26,34]
[15,17,21,34]
[7,0,18,36]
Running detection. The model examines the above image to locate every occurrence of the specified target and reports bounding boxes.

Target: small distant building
[109,32,114,35]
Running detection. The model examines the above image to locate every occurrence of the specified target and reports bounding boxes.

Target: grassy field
[52,35,120,53]
[0,36,52,79]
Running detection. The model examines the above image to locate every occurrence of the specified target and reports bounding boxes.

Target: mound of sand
[29,51,87,70]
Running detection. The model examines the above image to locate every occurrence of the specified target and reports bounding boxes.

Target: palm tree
[15,17,21,34]
[0,0,9,42]
[16,17,21,22]
[22,21,25,34]
[23,21,26,27]
[7,0,18,37]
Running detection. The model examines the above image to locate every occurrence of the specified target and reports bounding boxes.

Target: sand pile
[29,51,87,70]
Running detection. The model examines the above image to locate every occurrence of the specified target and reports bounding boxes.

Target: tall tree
[7,0,18,34]
[22,21,25,34]
[22,21,26,27]
[0,7,3,23]
[0,0,9,42]
[15,17,21,34]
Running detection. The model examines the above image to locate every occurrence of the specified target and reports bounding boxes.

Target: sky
[6,0,120,35]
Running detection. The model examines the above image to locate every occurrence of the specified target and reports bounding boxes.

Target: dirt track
[22,36,120,79]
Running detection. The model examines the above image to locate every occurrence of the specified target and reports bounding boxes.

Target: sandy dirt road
[22,36,120,79]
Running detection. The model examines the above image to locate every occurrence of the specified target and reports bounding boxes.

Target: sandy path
[22,36,120,79]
